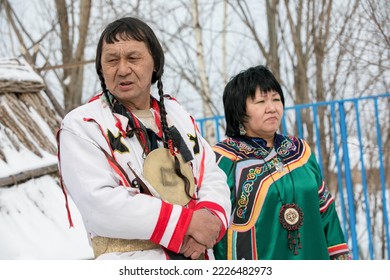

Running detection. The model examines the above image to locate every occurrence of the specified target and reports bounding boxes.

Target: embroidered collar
[237,133,295,159]
[102,91,163,155]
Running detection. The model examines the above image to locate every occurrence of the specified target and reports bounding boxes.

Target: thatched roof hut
[0,57,93,259]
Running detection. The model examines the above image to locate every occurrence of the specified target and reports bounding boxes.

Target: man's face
[101,37,155,110]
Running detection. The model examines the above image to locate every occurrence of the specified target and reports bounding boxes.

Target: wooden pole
[0,164,58,188]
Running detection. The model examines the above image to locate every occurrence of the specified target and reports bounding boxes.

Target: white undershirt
[132,109,158,133]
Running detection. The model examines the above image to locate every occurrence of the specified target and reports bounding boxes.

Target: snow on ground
[0,175,94,260]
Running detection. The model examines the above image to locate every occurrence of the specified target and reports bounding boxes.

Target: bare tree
[140,0,228,143]
[55,0,91,113]
[361,0,390,50]
[1,0,92,114]
[1,0,389,259]
[222,0,229,86]
[359,0,390,259]
[1,0,65,116]
[191,0,216,142]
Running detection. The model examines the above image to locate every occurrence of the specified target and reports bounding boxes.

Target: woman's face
[243,87,284,143]
[101,37,155,110]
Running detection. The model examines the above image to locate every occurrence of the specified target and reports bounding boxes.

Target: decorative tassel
[288,231,293,250]
[297,232,302,249]
[288,230,302,255]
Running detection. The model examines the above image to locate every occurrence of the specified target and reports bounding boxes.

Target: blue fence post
[374,97,390,259]
[197,119,205,137]
[296,108,303,138]
[281,113,288,135]
[339,101,359,259]
[330,103,349,243]
[354,99,374,259]
[312,105,324,176]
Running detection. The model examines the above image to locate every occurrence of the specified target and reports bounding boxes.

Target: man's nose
[117,59,132,75]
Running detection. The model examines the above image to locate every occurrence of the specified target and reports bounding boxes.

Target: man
[57,17,231,260]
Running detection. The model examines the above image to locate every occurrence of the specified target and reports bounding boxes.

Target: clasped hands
[179,208,222,259]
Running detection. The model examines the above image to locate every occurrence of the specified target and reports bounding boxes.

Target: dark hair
[95,17,164,89]
[223,65,284,137]
[95,17,170,141]
[95,17,193,199]
[95,17,170,144]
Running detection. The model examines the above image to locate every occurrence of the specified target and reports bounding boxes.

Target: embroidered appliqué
[276,136,297,156]
[107,129,129,153]
[187,132,200,154]
[237,164,272,219]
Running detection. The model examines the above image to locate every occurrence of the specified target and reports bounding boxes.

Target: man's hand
[186,208,222,249]
[179,236,206,259]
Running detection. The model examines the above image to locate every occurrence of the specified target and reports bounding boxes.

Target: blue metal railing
[196,93,390,260]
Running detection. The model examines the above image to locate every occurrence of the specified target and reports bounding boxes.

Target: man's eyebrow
[104,52,117,56]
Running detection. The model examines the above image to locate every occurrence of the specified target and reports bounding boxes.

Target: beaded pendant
[279,203,304,255]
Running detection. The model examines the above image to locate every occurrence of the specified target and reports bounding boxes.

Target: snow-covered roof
[0,57,44,94]
[0,57,43,83]
[0,57,93,259]
[0,57,59,176]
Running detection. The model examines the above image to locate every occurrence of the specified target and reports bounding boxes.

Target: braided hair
[95,17,193,199]
[96,17,170,141]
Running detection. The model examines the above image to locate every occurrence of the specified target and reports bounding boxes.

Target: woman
[213,65,350,260]
[57,17,230,260]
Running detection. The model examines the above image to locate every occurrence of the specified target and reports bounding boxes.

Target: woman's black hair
[223,65,284,137]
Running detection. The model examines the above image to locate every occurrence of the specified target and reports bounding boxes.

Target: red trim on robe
[56,128,74,227]
[195,201,228,241]
[167,208,194,253]
[150,201,173,244]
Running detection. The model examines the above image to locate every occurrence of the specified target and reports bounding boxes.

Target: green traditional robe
[213,134,350,260]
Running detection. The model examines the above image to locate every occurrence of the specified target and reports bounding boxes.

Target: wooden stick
[0,164,58,188]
